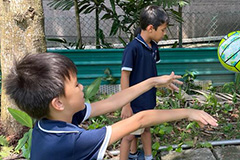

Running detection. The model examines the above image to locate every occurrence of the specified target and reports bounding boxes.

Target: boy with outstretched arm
[5,53,218,160]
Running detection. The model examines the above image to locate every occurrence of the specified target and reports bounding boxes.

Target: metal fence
[44,11,240,49]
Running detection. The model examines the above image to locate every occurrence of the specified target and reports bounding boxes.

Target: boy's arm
[90,72,182,118]
[120,70,133,119]
[109,109,218,145]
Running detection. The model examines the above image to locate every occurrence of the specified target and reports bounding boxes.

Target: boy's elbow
[134,111,147,128]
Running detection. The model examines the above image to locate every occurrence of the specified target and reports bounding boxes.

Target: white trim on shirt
[97,126,112,159]
[83,103,91,122]
[38,121,79,134]
[121,67,132,71]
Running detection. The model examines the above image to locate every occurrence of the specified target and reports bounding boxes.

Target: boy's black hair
[5,53,77,119]
[140,5,169,31]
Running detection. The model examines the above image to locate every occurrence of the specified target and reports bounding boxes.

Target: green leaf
[0,135,8,146]
[118,36,127,47]
[110,20,120,36]
[109,0,116,13]
[175,147,182,152]
[152,142,160,150]
[47,0,74,10]
[85,77,102,100]
[15,129,32,151]
[185,140,194,147]
[8,108,33,128]
[201,142,212,148]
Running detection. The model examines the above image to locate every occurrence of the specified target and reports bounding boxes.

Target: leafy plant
[102,68,119,84]
[182,70,200,94]
[84,77,102,103]
[0,135,13,159]
[88,115,113,129]
[222,73,240,94]
[103,0,190,46]
[8,108,34,160]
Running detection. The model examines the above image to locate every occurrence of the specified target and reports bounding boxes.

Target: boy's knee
[143,127,151,133]
[123,134,135,142]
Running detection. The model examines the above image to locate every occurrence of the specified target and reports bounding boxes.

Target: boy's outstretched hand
[187,109,218,127]
[154,72,183,91]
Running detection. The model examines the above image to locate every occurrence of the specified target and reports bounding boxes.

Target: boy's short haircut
[5,53,77,119]
[140,5,169,30]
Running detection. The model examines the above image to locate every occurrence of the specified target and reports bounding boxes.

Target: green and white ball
[218,31,240,72]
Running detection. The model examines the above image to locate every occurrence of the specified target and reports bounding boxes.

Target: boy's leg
[130,137,138,154]
[120,134,135,160]
[141,127,153,159]
[128,137,138,159]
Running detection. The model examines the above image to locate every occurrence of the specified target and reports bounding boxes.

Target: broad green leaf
[8,108,33,128]
[152,142,160,150]
[85,77,102,99]
[15,130,31,151]
[21,129,32,159]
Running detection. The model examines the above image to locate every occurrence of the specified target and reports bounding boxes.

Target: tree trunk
[0,0,46,136]
[74,0,82,49]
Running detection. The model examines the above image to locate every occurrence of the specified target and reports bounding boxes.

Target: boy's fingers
[168,83,179,91]
[173,75,182,79]
[173,79,183,85]
[199,112,218,127]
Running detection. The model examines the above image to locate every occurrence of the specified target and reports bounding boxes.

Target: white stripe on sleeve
[97,126,112,160]
[83,103,92,122]
[121,67,132,71]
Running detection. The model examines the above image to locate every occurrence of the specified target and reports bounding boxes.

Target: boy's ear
[51,97,64,111]
[146,24,154,32]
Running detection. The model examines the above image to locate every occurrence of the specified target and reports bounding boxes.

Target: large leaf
[118,36,127,47]
[21,129,32,159]
[8,108,33,128]
[47,0,74,10]
[110,20,120,36]
[15,129,32,151]
[85,77,102,100]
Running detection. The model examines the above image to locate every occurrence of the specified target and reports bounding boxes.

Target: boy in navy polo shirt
[5,53,218,160]
[120,5,169,160]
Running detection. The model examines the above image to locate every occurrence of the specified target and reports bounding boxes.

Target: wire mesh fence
[45,10,240,49]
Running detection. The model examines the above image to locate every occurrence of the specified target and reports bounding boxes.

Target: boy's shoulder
[125,37,143,51]
[35,119,83,133]
[31,119,111,160]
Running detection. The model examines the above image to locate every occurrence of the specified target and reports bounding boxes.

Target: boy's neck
[140,32,152,48]
[47,112,73,123]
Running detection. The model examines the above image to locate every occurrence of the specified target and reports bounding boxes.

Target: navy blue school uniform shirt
[30,103,112,160]
[121,34,160,113]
